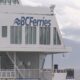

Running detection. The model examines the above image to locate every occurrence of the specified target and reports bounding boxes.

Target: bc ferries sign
[14,16,51,27]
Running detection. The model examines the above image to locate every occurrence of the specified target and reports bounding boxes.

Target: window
[53,27,61,45]
[10,26,22,44]
[1,52,14,69]
[66,69,74,79]
[2,26,7,37]
[12,0,19,4]
[39,27,50,44]
[0,0,4,4]
[25,26,36,44]
[0,0,19,5]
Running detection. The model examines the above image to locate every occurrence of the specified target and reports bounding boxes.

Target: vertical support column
[51,27,53,46]
[39,54,46,69]
[22,25,25,44]
[37,26,39,45]
[14,52,16,79]
[52,54,54,70]
[52,53,54,78]
[0,56,1,69]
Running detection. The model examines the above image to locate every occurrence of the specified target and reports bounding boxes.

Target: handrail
[0,70,15,78]
[0,69,52,78]
[0,69,67,79]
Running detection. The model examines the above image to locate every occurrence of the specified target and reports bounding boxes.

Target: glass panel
[53,27,57,45]
[18,26,22,44]
[46,27,50,44]
[32,27,36,44]
[0,0,5,4]
[43,27,46,44]
[39,27,50,44]
[16,52,39,69]
[10,26,22,44]
[0,0,3,3]
[0,52,14,69]
[40,27,43,44]
[12,0,16,4]
[6,0,11,4]
[28,27,32,44]
[16,0,19,4]
[25,26,36,44]
[15,26,22,44]
[25,26,28,44]
[53,27,61,45]
[2,26,7,37]
[12,0,19,4]
[10,26,14,44]
[57,31,61,44]
[0,0,19,4]
[15,26,18,44]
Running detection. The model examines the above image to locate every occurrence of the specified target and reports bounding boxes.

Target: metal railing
[0,70,15,78]
[16,69,52,80]
[16,69,40,78]
[0,69,66,80]
[0,69,68,79]
[0,69,53,79]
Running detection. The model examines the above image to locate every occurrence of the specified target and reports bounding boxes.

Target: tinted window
[2,26,7,37]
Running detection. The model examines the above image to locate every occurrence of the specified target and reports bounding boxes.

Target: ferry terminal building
[0,0,71,80]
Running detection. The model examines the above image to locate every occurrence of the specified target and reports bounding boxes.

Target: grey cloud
[21,0,80,42]
[61,26,80,40]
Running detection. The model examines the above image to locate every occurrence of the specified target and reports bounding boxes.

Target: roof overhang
[0,46,72,54]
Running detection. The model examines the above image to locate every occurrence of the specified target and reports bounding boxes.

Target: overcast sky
[21,0,80,42]
[20,0,80,69]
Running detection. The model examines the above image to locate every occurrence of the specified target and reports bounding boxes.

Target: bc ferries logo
[14,16,51,27]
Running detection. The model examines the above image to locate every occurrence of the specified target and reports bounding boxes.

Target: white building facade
[0,0,71,80]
